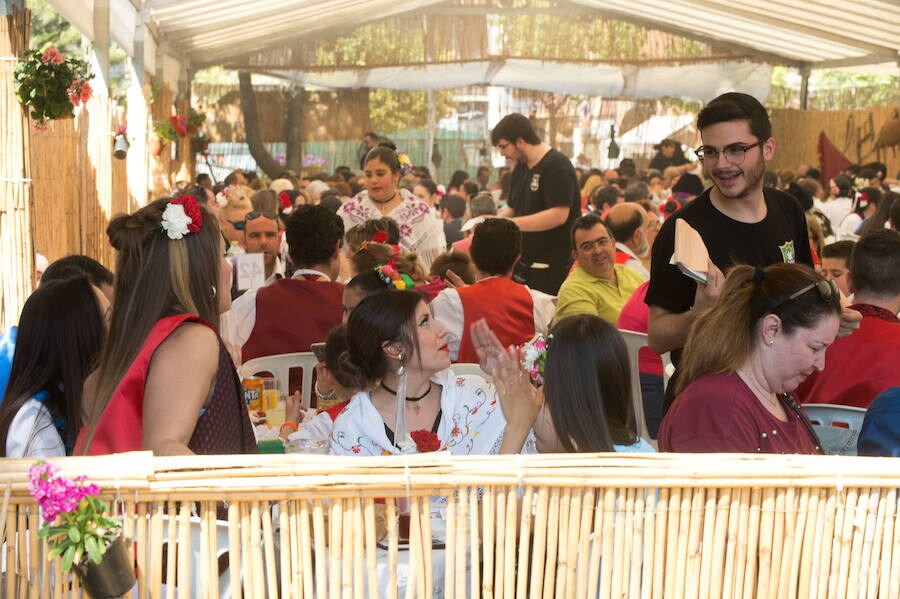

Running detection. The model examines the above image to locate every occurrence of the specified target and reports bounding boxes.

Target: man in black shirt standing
[491,113,581,295]
[645,92,860,412]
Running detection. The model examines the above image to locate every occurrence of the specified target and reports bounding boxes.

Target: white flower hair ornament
[160,196,203,240]
[215,186,230,208]
[521,333,550,387]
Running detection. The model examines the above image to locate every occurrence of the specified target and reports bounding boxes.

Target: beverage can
[242,377,264,411]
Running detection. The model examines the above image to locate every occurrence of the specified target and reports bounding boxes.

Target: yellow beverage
[264,390,285,429]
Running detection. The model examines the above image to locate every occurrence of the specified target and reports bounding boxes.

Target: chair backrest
[803,403,867,456]
[238,352,319,408]
[617,329,653,444]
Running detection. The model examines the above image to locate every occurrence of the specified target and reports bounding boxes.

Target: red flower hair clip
[279,191,292,211]
[371,230,388,244]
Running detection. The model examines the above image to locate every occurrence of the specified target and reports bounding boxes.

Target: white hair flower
[160,203,193,240]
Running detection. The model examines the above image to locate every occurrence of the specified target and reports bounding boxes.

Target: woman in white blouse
[0,276,108,457]
[337,144,446,271]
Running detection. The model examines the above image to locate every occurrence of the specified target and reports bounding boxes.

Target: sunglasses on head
[770,278,838,312]
[229,210,278,231]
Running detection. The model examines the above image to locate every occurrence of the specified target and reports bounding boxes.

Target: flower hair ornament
[521,333,550,387]
[375,260,414,290]
[278,191,294,215]
[395,150,413,177]
[215,186,231,208]
[161,195,203,240]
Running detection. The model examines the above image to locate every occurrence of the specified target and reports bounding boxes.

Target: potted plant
[153,109,206,152]
[14,47,93,130]
[29,462,135,598]
[113,126,129,159]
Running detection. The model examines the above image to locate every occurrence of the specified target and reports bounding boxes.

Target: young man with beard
[491,113,581,295]
[645,93,815,408]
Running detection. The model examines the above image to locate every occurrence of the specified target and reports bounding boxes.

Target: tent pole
[799,67,810,110]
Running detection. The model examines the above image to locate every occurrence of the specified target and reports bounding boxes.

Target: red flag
[817,132,851,188]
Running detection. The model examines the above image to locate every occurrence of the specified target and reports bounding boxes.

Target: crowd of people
[1,90,898,463]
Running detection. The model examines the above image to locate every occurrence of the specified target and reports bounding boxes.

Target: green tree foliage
[768,66,898,110]
[26,0,80,53]
[369,89,455,135]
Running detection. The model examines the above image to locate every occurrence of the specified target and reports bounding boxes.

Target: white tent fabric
[274,59,772,103]
[46,0,899,97]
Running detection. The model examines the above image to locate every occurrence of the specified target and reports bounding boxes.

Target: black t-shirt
[648,152,690,172]
[645,187,814,315]
[507,148,581,263]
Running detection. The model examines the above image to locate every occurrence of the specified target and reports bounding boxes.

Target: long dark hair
[81,197,222,452]
[333,290,422,391]
[542,315,637,452]
[0,277,105,455]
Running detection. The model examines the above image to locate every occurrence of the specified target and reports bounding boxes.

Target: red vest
[242,278,344,363]
[615,249,632,265]
[456,277,535,363]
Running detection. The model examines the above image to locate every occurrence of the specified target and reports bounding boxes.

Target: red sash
[456,278,535,363]
[615,249,632,265]
[76,314,201,455]
[242,278,344,362]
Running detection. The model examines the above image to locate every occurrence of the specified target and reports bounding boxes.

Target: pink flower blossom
[69,92,80,106]
[41,47,65,65]
[28,462,99,523]
[79,82,92,103]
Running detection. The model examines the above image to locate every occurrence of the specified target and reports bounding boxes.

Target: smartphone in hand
[310,342,326,362]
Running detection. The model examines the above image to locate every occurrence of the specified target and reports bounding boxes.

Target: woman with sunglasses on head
[338,143,446,271]
[658,263,841,454]
[76,196,256,456]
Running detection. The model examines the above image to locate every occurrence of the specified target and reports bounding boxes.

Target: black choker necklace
[380,381,431,401]
[371,191,398,205]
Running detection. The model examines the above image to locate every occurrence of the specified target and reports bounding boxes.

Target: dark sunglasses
[229,210,278,231]
[771,278,839,312]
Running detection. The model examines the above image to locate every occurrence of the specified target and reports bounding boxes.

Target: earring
[397,352,406,376]
[211,285,217,297]
[767,339,774,345]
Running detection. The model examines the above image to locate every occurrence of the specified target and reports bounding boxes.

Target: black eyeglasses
[771,279,839,312]
[694,140,764,166]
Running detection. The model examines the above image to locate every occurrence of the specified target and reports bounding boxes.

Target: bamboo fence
[0,6,32,331]
[2,452,900,598]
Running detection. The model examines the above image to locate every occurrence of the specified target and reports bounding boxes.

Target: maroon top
[659,371,819,454]
[242,277,344,362]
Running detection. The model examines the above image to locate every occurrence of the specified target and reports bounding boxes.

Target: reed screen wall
[1,452,899,598]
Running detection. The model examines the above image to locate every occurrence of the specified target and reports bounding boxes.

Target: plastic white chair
[155,516,232,598]
[238,352,319,409]
[618,329,672,447]
[803,403,866,456]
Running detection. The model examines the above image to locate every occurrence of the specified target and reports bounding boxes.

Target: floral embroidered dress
[330,368,531,456]
[337,188,446,271]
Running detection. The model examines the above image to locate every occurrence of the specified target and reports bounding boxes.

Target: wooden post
[0,2,32,329]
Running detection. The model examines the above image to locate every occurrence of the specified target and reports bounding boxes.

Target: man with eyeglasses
[555,214,643,324]
[645,92,818,411]
[491,113,581,295]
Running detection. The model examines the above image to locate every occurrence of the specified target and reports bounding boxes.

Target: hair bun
[377,141,397,151]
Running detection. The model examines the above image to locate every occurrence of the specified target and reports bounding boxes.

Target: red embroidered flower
[279,191,292,210]
[471,407,478,414]
[352,446,361,454]
[170,195,203,232]
[410,429,441,452]
[451,426,461,437]
[371,231,388,243]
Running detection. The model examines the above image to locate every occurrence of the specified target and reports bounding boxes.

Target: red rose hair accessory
[161,195,203,240]
[278,191,294,215]
[371,230,388,244]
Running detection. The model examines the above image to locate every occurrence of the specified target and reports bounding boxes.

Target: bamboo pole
[541,487,560,599]
[363,498,378,599]
[227,501,242,599]
[529,486,550,599]
[878,488,897,599]
[469,486,481,599]
[517,487,535,599]
[261,501,279,598]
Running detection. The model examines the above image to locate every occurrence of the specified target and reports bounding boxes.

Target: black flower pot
[73,535,136,598]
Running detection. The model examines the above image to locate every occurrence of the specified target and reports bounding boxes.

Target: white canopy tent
[47,0,899,102]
